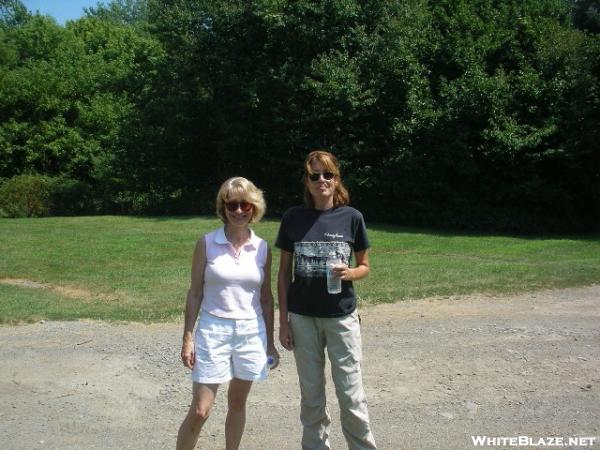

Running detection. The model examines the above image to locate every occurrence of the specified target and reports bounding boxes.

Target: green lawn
[1,216,599,323]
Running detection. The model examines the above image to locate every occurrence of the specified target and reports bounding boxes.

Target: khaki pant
[290,311,377,450]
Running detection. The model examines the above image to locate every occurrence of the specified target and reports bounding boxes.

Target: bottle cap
[267,355,278,369]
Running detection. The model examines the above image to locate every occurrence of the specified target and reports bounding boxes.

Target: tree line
[1,0,599,232]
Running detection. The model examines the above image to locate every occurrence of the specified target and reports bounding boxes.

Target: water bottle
[326,253,342,294]
[267,354,278,370]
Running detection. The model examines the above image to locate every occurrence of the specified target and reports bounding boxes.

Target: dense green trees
[1,0,598,231]
[0,1,165,213]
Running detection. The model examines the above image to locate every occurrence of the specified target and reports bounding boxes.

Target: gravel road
[1,285,599,450]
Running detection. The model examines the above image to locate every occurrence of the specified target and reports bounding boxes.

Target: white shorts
[192,312,268,384]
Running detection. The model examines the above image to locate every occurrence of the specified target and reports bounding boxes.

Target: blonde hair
[215,177,266,223]
[303,150,350,208]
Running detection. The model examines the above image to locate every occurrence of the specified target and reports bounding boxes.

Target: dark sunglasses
[308,172,335,182]
[225,201,253,212]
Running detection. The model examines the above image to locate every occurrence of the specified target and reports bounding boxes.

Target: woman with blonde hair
[276,151,377,449]
[177,177,279,450]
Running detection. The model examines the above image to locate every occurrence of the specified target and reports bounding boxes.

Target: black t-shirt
[275,205,370,317]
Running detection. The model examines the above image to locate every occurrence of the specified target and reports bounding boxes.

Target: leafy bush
[49,177,94,215]
[0,174,51,217]
[0,174,95,217]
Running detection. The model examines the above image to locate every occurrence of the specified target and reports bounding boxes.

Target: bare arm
[277,250,294,350]
[181,237,206,369]
[260,246,280,366]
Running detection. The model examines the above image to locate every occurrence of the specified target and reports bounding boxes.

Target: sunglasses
[308,172,335,182]
[225,201,253,213]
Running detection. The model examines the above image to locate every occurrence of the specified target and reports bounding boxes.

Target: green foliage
[0,6,166,214]
[0,173,51,217]
[573,0,600,33]
[46,176,94,215]
[0,0,598,231]
[0,0,29,28]
[0,174,93,217]
[363,0,600,232]
[84,0,149,25]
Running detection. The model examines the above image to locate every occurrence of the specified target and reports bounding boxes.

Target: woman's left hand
[332,263,353,281]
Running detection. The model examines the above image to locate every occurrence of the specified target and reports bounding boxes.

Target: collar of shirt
[215,226,259,250]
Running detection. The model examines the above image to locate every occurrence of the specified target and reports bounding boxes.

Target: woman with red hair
[276,150,377,450]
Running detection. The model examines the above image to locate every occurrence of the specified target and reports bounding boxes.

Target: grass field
[1,216,599,323]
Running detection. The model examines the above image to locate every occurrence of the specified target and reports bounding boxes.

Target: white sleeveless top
[201,226,267,319]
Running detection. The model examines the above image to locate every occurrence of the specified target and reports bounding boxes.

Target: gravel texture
[1,285,599,450]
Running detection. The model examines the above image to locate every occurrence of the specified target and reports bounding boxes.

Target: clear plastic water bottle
[267,355,278,370]
[326,253,342,294]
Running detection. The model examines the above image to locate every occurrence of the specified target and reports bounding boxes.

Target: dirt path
[1,286,599,450]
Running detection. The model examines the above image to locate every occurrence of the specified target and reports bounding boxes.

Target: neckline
[310,205,339,213]
[216,226,257,247]
[224,227,250,248]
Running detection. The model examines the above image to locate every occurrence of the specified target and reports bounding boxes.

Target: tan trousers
[290,311,377,450]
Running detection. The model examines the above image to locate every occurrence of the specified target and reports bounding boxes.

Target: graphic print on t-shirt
[294,241,351,278]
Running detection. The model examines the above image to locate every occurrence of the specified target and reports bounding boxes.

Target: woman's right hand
[181,339,195,369]
[279,320,294,350]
